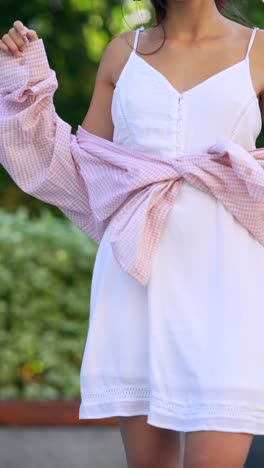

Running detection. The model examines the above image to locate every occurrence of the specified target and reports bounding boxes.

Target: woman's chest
[112,53,261,156]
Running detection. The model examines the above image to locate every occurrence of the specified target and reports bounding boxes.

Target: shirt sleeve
[0,39,98,241]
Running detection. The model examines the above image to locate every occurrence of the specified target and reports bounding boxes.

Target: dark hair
[150,0,251,26]
[152,0,226,23]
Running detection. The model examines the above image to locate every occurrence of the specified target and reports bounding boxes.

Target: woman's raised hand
[0,20,39,57]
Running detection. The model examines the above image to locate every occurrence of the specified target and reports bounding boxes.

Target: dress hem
[79,397,264,435]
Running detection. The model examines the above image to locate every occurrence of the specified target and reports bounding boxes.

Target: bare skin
[118,415,183,468]
[0,4,262,465]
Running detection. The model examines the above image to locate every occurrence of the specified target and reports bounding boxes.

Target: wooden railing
[0,400,118,426]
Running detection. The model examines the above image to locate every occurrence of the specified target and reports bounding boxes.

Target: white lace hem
[79,386,264,434]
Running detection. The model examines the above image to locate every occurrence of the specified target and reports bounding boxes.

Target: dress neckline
[132,50,249,97]
[127,25,259,97]
[114,49,257,99]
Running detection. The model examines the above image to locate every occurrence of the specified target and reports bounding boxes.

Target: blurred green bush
[0,206,97,400]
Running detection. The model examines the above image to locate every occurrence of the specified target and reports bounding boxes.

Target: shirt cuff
[0,38,51,91]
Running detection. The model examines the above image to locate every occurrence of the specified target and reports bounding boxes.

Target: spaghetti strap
[133,25,145,52]
[245,27,259,58]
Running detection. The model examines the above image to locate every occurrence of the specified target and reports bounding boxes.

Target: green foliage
[0,206,97,400]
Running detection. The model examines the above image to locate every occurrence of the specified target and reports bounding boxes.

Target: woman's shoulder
[104,27,153,86]
[230,20,264,45]
[111,26,160,53]
[235,23,264,106]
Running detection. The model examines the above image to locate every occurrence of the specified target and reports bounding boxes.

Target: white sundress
[78,25,264,434]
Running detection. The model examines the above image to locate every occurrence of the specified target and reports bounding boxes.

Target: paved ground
[0,427,126,468]
[0,427,184,468]
[0,427,262,467]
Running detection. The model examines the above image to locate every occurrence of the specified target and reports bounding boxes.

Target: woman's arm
[0,20,116,242]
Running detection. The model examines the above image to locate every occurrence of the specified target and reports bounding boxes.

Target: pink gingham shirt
[1,38,264,286]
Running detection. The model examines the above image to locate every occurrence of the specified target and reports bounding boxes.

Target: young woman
[1,1,264,466]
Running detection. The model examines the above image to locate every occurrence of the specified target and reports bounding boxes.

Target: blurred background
[0,0,264,467]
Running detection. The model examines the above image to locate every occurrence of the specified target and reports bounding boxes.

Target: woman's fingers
[9,27,26,51]
[0,39,9,53]
[0,20,39,56]
[13,20,38,42]
[13,20,28,36]
[1,33,23,57]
